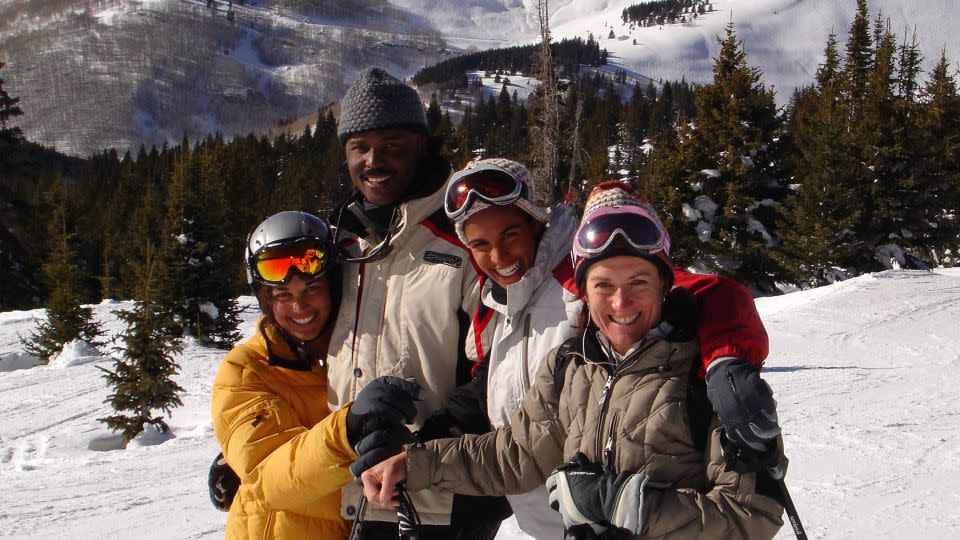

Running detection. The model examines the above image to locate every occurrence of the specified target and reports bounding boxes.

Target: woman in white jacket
[443,160,773,539]
[446,158,579,538]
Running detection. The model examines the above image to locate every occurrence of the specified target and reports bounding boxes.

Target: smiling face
[462,205,543,289]
[344,129,427,207]
[268,274,333,342]
[584,255,666,355]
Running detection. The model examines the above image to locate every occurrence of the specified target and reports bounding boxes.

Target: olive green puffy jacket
[212,318,356,540]
[407,333,785,539]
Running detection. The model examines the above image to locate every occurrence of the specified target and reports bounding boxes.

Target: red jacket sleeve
[672,269,768,378]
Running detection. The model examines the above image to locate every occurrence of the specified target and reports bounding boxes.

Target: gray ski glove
[546,453,648,536]
[346,376,421,447]
[706,357,781,453]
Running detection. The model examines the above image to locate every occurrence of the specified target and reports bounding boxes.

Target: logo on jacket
[423,251,462,268]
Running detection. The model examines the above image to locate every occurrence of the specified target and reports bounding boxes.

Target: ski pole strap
[347,491,368,540]
[396,484,422,540]
[769,468,807,540]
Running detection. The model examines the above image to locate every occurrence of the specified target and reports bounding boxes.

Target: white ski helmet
[244,211,334,288]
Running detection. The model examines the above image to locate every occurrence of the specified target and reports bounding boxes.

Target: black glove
[346,376,421,447]
[545,453,647,536]
[349,423,417,478]
[661,286,699,341]
[706,357,781,454]
[417,409,461,440]
[208,452,240,512]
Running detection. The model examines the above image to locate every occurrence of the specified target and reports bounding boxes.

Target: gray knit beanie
[448,158,550,242]
[337,67,428,145]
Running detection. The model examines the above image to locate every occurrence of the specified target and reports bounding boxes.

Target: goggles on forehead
[250,239,331,285]
[572,206,670,262]
[444,168,526,220]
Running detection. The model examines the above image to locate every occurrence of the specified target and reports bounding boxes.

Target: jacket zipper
[223,402,272,454]
[593,340,660,469]
[350,262,366,397]
[520,313,532,391]
[603,410,621,472]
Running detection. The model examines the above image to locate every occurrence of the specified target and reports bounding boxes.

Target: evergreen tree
[99,243,183,446]
[647,22,786,290]
[193,142,243,348]
[858,22,905,264]
[914,51,960,265]
[0,61,23,144]
[0,61,31,308]
[897,28,922,102]
[777,34,862,286]
[21,178,102,361]
[426,93,443,135]
[841,0,873,119]
[153,142,241,348]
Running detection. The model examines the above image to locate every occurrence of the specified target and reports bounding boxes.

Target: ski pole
[395,483,422,540]
[768,465,807,540]
[347,491,367,540]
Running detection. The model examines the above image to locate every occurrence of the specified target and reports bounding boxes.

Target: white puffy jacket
[479,205,581,539]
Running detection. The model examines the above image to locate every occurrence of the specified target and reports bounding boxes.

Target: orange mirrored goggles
[252,240,330,284]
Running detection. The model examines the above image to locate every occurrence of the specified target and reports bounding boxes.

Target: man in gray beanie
[325,67,508,539]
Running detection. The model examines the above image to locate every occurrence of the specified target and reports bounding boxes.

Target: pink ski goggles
[572,206,671,262]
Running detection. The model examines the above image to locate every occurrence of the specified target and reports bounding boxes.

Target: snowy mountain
[0,0,450,155]
[2,268,959,538]
[2,0,957,155]
[397,0,960,102]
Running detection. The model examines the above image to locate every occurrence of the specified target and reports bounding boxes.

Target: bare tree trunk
[533,0,559,204]
[565,93,585,206]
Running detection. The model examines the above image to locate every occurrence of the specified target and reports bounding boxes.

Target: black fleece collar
[331,155,452,238]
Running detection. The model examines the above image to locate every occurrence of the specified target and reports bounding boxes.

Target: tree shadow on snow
[763,365,863,373]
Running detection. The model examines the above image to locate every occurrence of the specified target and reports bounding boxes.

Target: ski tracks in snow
[760,270,960,538]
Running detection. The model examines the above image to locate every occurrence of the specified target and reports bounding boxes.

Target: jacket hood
[481,204,578,316]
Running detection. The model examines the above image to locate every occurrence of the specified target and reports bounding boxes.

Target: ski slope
[1,268,959,538]
[394,0,960,104]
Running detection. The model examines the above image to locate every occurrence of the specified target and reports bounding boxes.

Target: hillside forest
[1,0,958,348]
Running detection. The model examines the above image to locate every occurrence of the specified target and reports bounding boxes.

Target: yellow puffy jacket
[212,317,357,540]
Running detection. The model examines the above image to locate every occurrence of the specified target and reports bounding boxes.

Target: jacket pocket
[226,399,273,435]
[603,410,622,471]
[222,399,277,465]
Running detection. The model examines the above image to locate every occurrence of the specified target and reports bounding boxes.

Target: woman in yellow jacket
[211,211,419,539]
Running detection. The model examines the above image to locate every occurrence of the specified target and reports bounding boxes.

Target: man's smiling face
[344,129,427,207]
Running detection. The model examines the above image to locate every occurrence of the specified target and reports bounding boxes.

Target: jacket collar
[258,317,328,371]
[482,205,578,316]
[576,323,692,374]
[332,156,452,250]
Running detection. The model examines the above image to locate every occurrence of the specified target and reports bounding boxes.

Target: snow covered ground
[1,269,959,538]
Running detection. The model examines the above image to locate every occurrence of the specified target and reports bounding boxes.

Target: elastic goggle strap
[252,239,330,284]
[573,206,670,261]
[444,168,525,220]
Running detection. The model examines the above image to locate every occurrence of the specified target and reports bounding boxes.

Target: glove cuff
[610,474,648,535]
[403,441,433,492]
[705,355,743,377]
[345,401,363,448]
